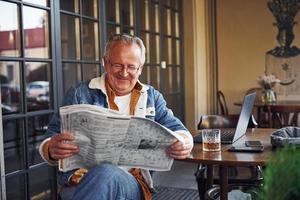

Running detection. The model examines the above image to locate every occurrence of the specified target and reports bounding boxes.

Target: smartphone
[228,146,264,152]
[245,140,262,147]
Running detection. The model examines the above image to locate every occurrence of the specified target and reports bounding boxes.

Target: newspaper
[58,104,184,172]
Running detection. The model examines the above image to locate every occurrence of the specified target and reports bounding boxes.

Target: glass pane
[163,37,172,64]
[83,64,100,81]
[175,12,179,37]
[25,62,51,111]
[155,35,160,64]
[82,0,98,18]
[0,61,21,114]
[121,0,133,26]
[175,67,181,92]
[23,6,50,58]
[140,32,150,64]
[23,7,49,58]
[63,63,81,94]
[106,24,120,38]
[3,119,24,173]
[149,66,160,90]
[162,8,171,36]
[29,166,56,200]
[60,0,79,13]
[106,0,116,22]
[140,0,149,30]
[154,4,160,32]
[123,27,134,35]
[165,0,172,6]
[0,1,21,57]
[161,66,172,93]
[173,0,180,10]
[139,65,150,84]
[150,35,159,63]
[82,20,99,60]
[22,0,49,7]
[165,94,181,119]
[6,175,26,200]
[61,14,80,60]
[28,114,51,166]
[175,39,180,65]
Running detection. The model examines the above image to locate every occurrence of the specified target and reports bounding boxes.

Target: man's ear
[102,58,109,72]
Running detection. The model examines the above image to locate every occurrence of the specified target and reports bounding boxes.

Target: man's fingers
[48,133,79,160]
[166,140,192,159]
[51,133,75,142]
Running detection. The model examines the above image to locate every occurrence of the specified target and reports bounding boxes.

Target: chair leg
[195,164,207,200]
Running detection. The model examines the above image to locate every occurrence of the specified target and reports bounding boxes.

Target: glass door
[0,0,57,199]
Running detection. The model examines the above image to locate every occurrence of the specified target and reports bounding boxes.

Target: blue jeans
[59,164,143,200]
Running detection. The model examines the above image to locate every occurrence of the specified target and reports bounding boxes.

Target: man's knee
[86,163,124,181]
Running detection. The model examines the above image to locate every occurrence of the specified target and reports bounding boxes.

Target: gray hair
[103,34,146,65]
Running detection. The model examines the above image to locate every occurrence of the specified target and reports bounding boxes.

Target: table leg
[267,106,272,128]
[206,164,213,190]
[257,107,261,127]
[219,165,228,200]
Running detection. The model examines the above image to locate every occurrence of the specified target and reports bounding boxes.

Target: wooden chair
[271,105,300,128]
[195,115,262,199]
[217,91,229,115]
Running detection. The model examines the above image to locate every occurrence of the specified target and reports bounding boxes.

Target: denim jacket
[39,74,193,188]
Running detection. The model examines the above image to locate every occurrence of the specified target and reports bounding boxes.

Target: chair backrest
[217,91,228,115]
[197,114,258,130]
[271,105,300,128]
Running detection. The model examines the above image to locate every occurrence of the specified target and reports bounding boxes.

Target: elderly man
[39,34,193,200]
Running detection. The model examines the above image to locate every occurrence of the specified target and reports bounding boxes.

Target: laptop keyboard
[193,129,235,143]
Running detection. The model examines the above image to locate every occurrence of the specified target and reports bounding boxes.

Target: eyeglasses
[108,60,140,74]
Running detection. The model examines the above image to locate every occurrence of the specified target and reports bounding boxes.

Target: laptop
[193,92,256,144]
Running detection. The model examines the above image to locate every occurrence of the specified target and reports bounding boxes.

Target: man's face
[104,43,143,96]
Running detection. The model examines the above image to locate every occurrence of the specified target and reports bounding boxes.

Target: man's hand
[166,139,193,159]
[48,132,80,160]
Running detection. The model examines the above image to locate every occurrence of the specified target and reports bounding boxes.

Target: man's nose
[119,66,129,76]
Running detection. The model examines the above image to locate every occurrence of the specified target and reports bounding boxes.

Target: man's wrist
[42,140,58,164]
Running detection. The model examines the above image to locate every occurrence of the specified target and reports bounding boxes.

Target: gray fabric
[271,127,300,147]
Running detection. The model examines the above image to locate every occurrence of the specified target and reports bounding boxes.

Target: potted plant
[259,145,300,200]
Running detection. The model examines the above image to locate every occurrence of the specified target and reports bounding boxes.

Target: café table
[183,128,276,200]
[234,100,300,127]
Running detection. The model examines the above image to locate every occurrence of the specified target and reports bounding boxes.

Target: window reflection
[3,119,24,174]
[6,175,26,200]
[0,2,20,57]
[28,115,51,166]
[60,0,79,13]
[23,6,50,58]
[82,0,98,18]
[82,20,99,60]
[83,64,100,81]
[121,0,134,26]
[29,166,56,200]
[63,63,81,94]
[0,61,21,114]
[61,14,80,59]
[106,0,117,22]
[25,62,51,111]
[106,24,119,38]
[22,0,48,7]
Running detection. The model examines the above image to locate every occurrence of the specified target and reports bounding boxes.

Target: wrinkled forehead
[108,43,142,61]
